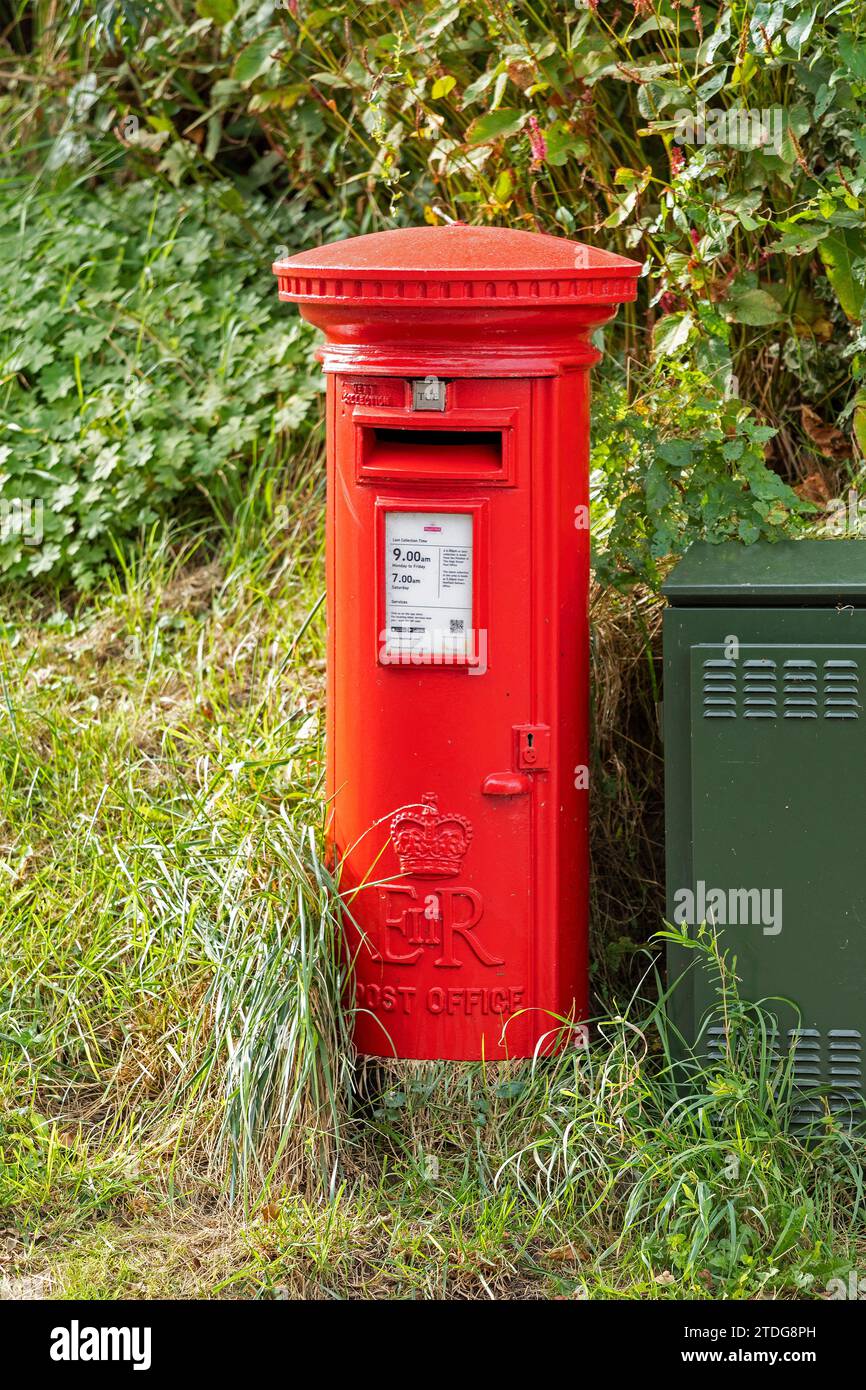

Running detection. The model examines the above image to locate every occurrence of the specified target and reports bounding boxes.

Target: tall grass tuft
[186,814,355,1202]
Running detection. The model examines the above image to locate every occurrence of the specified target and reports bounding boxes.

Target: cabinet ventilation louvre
[701,653,862,721]
[743,657,777,718]
[701,658,736,718]
[705,1025,863,1126]
[823,659,860,720]
[783,659,818,719]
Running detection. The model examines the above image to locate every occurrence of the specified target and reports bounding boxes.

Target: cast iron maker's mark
[390,793,472,879]
[378,795,502,971]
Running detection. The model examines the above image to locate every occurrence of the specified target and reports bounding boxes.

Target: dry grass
[589,581,665,1000]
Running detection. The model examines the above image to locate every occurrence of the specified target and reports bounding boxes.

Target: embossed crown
[390,794,472,879]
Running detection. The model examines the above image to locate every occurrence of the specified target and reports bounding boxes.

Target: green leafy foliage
[5,0,866,587]
[1,180,319,585]
[591,362,812,588]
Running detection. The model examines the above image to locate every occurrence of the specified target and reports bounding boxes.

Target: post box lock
[411,376,447,411]
[481,726,549,797]
[514,724,551,771]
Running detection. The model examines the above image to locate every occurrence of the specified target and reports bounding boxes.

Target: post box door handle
[481,772,532,796]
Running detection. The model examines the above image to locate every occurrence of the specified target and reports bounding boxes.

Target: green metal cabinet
[663,540,866,1122]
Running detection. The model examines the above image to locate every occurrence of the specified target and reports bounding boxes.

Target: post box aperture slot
[369,428,501,473]
[377,501,487,669]
[357,418,515,484]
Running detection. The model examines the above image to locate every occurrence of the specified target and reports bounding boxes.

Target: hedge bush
[1,177,318,584]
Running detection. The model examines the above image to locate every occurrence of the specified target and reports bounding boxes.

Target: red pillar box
[273,226,639,1060]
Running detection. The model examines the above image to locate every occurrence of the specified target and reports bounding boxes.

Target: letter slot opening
[360,426,505,482]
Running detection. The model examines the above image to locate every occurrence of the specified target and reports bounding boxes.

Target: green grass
[1,454,865,1300]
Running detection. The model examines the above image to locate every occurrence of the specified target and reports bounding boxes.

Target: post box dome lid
[273,224,641,309]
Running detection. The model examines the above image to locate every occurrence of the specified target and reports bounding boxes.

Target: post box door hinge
[514,724,550,771]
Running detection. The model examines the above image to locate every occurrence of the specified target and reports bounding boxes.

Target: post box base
[350,996,587,1062]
